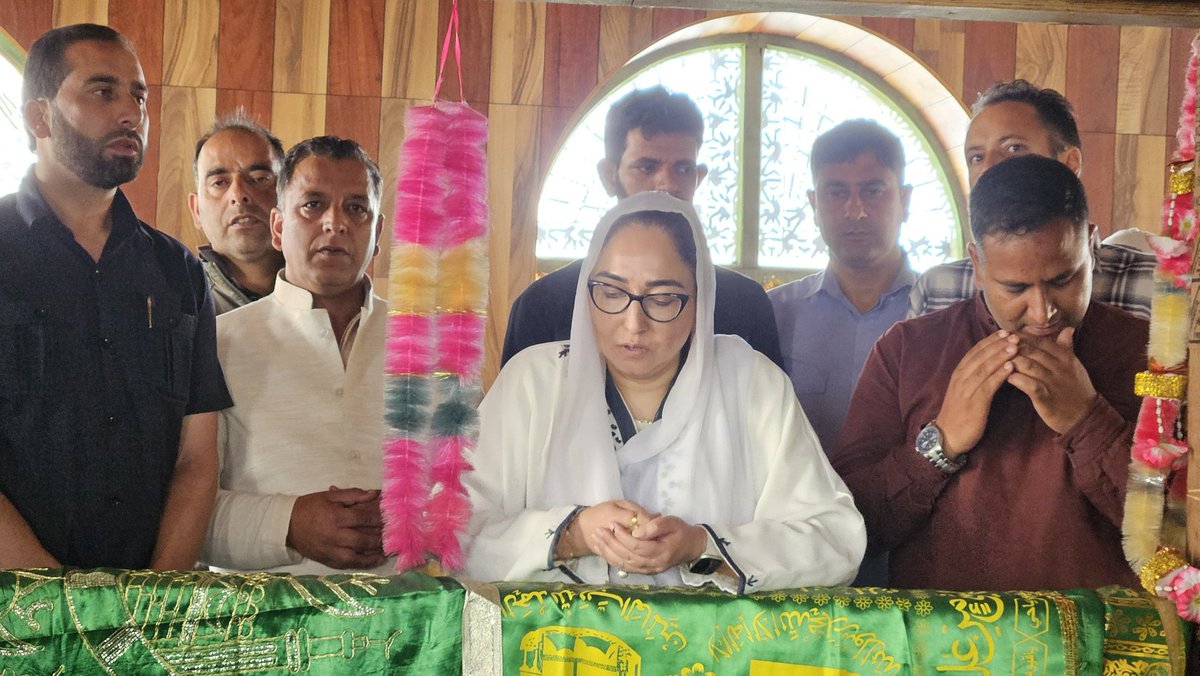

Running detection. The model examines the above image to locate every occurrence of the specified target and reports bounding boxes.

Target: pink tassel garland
[437,313,485,376]
[385,315,436,374]
[381,437,432,568]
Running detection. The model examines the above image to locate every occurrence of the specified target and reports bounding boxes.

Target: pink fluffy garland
[381,100,489,572]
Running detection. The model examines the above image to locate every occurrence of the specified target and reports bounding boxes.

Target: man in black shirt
[0,24,231,569]
[501,87,783,368]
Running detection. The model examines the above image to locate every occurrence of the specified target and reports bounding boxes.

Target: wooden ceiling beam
[503,0,1200,28]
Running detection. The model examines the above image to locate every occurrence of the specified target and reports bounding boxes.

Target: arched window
[537,13,970,278]
[0,29,33,196]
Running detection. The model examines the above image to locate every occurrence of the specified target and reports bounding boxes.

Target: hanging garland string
[1122,38,1198,619]
[381,0,488,572]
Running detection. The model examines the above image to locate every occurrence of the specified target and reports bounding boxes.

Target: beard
[50,104,143,189]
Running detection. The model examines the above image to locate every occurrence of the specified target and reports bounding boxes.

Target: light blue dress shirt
[768,262,916,457]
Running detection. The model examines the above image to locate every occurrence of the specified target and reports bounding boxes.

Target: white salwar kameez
[463,193,865,593]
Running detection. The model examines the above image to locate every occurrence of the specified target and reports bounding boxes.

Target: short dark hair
[605,209,698,273]
[22,23,136,150]
[193,111,286,185]
[277,136,382,208]
[604,87,704,164]
[810,119,907,183]
[972,79,1081,154]
[970,154,1088,243]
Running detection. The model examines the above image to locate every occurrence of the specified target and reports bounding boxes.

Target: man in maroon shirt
[834,154,1146,590]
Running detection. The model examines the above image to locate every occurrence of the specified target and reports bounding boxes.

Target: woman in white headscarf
[463,192,864,593]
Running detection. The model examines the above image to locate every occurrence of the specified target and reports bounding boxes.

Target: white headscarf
[540,191,755,531]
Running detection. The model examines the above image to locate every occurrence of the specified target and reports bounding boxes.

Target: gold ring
[629,515,638,529]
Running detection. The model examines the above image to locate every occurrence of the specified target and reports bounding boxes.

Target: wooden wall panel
[216,90,268,125]
[270,92,325,148]
[217,0,275,93]
[1116,26,1171,135]
[325,94,381,159]
[491,1,546,106]
[484,102,543,387]
[216,89,273,125]
[53,0,107,27]
[861,17,915,52]
[913,19,965,99]
[121,84,162,226]
[1112,133,1168,232]
[0,0,52,50]
[161,0,217,88]
[651,9,707,41]
[1015,23,1066,93]
[599,7,653,79]
[1166,28,1197,162]
[542,4,599,109]
[108,0,163,85]
[1079,131,1116,233]
[538,104,576,182]
[272,0,330,95]
[155,86,215,246]
[438,0,493,108]
[328,0,384,98]
[382,0,437,100]
[1066,25,1120,133]
[962,21,1016,101]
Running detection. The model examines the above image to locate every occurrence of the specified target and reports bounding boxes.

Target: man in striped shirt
[908,80,1154,320]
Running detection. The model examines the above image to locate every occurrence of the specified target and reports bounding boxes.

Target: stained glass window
[537,32,965,275]
[0,46,33,196]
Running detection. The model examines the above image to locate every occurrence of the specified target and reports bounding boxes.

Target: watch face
[916,423,941,453]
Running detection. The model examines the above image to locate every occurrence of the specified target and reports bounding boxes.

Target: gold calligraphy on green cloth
[0,568,463,675]
[497,584,1178,676]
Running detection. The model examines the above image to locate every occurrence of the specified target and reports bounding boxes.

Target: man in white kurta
[204,277,390,574]
[201,135,391,575]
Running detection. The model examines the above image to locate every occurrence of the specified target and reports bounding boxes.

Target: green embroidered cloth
[0,568,463,675]
[0,570,1182,674]
[496,583,1180,675]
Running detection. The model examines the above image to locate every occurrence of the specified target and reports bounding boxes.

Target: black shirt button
[110,497,122,506]
[101,337,112,349]
[33,308,46,319]
[168,316,179,328]
[106,415,119,426]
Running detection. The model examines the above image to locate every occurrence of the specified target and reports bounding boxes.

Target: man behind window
[768,119,914,457]
[908,80,1154,320]
[501,86,783,369]
[0,24,230,569]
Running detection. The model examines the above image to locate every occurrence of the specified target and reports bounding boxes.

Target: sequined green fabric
[0,568,463,675]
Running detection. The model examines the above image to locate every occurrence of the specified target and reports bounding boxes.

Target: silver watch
[915,421,966,474]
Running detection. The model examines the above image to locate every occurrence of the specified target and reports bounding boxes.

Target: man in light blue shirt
[769,120,915,458]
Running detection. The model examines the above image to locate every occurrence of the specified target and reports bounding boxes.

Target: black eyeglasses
[587,280,691,323]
